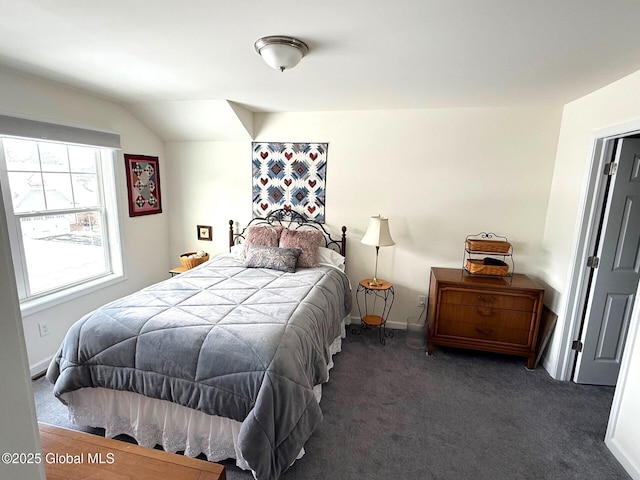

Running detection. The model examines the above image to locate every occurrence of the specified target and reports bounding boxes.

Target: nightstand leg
[379,322,394,345]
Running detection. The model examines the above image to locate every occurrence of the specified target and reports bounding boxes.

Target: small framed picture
[197,225,212,241]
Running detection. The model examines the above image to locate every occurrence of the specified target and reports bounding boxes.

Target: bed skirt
[61,321,346,471]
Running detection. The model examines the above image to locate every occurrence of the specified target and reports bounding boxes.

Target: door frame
[558,118,640,382]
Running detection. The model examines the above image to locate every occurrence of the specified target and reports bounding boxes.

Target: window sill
[20,272,126,317]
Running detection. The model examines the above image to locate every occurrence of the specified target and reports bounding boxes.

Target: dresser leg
[427,343,434,355]
[526,355,535,369]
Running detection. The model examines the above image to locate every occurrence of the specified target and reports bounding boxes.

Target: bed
[46,210,351,480]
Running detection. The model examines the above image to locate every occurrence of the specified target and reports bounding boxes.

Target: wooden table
[39,423,226,480]
[169,266,188,277]
[353,278,395,344]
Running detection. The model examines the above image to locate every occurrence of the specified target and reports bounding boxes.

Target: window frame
[0,123,124,316]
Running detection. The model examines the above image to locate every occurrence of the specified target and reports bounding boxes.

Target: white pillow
[318,246,345,270]
[230,243,244,259]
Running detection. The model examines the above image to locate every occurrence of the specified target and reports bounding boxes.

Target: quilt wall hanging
[124,154,162,217]
[252,142,328,223]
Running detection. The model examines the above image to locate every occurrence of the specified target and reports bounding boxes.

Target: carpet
[34,329,630,480]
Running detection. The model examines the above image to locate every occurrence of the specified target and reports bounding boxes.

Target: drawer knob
[477,307,495,317]
[477,295,497,303]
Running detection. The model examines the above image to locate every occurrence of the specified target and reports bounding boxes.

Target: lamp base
[368,278,383,287]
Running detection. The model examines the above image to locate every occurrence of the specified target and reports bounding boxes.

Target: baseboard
[30,356,52,379]
[606,437,640,480]
[386,320,407,330]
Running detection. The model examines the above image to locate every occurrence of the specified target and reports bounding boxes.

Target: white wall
[607,285,640,479]
[0,68,169,374]
[165,141,249,260]
[540,69,640,378]
[0,180,45,479]
[539,69,640,477]
[166,107,561,329]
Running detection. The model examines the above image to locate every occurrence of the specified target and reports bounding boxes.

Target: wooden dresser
[427,267,544,368]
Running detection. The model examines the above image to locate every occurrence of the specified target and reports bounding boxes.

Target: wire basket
[465,258,509,276]
[466,239,511,253]
[179,252,209,269]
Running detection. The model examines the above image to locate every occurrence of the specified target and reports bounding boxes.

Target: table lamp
[361,215,395,286]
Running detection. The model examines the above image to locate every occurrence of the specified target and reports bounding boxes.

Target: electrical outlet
[417,295,426,307]
[38,321,50,337]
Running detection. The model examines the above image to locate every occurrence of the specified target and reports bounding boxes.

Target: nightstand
[169,266,188,277]
[352,278,395,344]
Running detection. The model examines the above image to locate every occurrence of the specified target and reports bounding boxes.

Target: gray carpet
[34,329,631,480]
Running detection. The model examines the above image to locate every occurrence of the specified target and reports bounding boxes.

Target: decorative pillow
[279,228,324,268]
[318,246,345,270]
[242,225,283,258]
[243,244,301,273]
[230,243,244,259]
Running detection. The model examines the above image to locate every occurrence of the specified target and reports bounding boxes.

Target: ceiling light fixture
[254,35,309,72]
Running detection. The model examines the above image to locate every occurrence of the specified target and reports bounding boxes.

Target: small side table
[353,278,395,344]
[169,266,188,277]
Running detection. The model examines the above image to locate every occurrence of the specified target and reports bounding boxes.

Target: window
[0,117,122,310]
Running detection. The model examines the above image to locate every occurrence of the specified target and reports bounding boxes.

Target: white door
[574,137,640,385]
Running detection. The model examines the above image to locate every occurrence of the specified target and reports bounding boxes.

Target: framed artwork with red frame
[124,154,162,217]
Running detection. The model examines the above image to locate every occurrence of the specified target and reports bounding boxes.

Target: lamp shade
[361,215,395,247]
[254,36,309,71]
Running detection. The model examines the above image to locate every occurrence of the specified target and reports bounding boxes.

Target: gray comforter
[47,254,352,480]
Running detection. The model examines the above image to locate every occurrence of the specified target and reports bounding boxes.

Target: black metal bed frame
[229,209,347,257]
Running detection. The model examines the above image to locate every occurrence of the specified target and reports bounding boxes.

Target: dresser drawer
[440,288,536,312]
[436,318,530,346]
[437,304,534,331]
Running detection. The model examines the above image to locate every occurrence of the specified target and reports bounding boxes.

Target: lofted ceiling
[1,0,640,141]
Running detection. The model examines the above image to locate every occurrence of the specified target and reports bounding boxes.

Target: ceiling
[1,0,640,140]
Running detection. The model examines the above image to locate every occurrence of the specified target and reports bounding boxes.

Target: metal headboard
[229,209,347,257]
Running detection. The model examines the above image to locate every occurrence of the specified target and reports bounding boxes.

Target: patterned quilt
[47,254,352,480]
